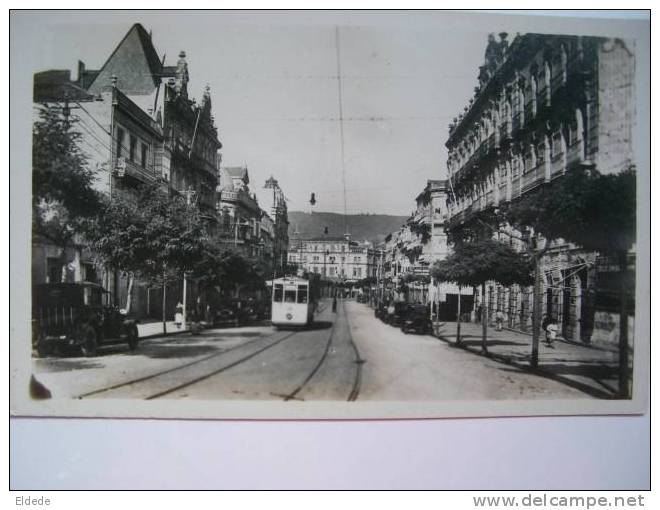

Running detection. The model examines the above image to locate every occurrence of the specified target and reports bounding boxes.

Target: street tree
[32,105,101,278]
[432,238,533,352]
[505,165,636,396]
[86,182,207,332]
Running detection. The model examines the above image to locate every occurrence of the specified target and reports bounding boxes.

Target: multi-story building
[380,179,469,307]
[217,166,262,257]
[444,32,636,343]
[260,176,290,275]
[216,166,287,275]
[32,23,223,319]
[288,236,376,281]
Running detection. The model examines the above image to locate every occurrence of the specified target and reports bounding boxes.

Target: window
[284,289,296,303]
[536,142,547,167]
[140,143,148,168]
[273,284,283,302]
[129,135,137,162]
[116,127,125,158]
[83,263,97,283]
[46,257,61,283]
[297,286,308,304]
[524,146,536,172]
[551,130,564,159]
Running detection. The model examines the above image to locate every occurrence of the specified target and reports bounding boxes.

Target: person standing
[545,316,558,347]
[495,310,505,331]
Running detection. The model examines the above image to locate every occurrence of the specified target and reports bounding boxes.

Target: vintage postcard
[10,10,650,419]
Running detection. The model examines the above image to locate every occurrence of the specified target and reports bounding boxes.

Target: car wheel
[80,326,98,357]
[127,325,139,351]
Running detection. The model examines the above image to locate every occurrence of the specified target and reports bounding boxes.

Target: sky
[16,11,502,215]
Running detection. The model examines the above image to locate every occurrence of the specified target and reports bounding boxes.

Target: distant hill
[287,211,408,246]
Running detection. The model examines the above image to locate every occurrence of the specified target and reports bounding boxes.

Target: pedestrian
[174,302,184,329]
[476,305,483,324]
[387,301,395,323]
[495,310,505,331]
[332,295,338,313]
[545,316,558,347]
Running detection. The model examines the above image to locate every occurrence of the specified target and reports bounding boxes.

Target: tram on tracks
[270,275,320,327]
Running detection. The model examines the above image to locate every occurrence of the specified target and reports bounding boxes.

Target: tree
[505,165,636,396]
[86,182,207,331]
[432,238,533,351]
[32,105,101,278]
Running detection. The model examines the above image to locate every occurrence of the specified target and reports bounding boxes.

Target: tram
[271,275,319,327]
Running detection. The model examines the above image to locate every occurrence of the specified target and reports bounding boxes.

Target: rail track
[76,299,361,402]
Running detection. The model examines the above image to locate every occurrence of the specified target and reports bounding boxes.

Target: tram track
[76,299,361,402]
[281,312,337,402]
[344,300,363,402]
[76,329,296,399]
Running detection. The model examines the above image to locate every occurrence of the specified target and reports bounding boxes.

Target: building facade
[32,23,223,319]
[444,33,636,344]
[288,236,376,282]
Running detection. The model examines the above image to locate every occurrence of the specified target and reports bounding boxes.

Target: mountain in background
[287,211,408,246]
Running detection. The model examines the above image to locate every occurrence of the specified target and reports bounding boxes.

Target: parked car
[401,304,433,334]
[374,302,388,321]
[31,282,139,357]
[213,304,240,328]
[386,302,408,327]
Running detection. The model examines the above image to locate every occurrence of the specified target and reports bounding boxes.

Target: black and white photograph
[10,10,649,420]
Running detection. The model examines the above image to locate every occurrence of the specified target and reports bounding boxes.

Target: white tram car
[271,276,317,327]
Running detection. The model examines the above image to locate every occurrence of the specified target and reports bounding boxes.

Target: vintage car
[374,302,389,321]
[31,282,139,357]
[387,302,409,327]
[401,304,433,335]
[213,304,240,328]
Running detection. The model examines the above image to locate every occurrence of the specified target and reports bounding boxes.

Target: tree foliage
[431,238,533,288]
[505,165,636,253]
[86,182,207,283]
[32,106,101,247]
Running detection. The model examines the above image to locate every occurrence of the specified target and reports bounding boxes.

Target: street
[32,299,590,401]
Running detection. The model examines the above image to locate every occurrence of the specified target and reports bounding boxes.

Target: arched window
[524,144,536,172]
[560,44,568,85]
[530,75,538,118]
[543,61,552,105]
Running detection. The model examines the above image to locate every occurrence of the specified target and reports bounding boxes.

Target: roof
[86,23,164,95]
[33,70,95,102]
[304,237,355,244]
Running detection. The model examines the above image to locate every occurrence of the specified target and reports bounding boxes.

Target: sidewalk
[433,320,620,398]
[137,321,190,339]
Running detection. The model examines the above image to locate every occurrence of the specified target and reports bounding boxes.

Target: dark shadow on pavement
[457,339,529,348]
[31,358,105,372]
[275,320,333,331]
[137,344,219,359]
[435,332,619,399]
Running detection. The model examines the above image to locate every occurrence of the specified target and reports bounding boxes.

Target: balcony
[511,177,521,200]
[550,153,565,179]
[524,101,536,123]
[512,112,523,134]
[537,86,550,109]
[521,165,545,194]
[499,121,511,143]
[118,157,156,184]
[484,189,495,207]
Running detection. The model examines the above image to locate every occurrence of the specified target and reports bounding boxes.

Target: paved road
[31,299,591,401]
